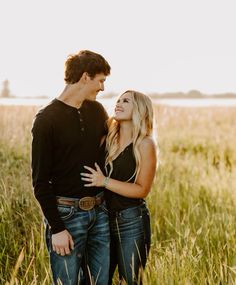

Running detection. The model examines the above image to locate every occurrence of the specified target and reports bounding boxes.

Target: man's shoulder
[36,99,59,117]
[33,99,59,127]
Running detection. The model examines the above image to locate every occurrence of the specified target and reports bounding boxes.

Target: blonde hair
[105,90,154,181]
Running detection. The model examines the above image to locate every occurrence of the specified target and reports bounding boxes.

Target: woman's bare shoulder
[139,136,156,153]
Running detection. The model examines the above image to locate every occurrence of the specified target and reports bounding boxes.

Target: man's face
[85,73,107,100]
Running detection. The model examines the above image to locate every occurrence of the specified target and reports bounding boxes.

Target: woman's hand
[80,163,106,187]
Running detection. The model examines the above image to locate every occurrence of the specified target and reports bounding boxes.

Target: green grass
[0,105,236,284]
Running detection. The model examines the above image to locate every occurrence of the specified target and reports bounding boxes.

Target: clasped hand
[80,162,105,187]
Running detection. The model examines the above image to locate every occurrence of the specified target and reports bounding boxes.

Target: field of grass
[0,104,236,284]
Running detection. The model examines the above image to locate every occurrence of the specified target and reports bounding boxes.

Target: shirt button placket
[78,110,85,133]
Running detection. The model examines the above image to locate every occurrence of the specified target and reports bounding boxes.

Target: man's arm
[31,114,65,234]
[32,114,75,254]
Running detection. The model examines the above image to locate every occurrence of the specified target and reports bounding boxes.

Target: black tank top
[105,143,143,211]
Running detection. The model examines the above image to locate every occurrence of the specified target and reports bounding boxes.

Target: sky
[0,0,235,98]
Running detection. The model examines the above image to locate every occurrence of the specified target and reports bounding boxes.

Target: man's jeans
[45,201,110,285]
[108,203,151,285]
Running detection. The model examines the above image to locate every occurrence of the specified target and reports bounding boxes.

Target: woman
[81,90,157,285]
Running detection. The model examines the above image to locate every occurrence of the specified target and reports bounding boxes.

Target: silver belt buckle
[78,197,96,211]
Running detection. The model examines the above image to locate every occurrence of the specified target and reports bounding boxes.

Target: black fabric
[31,98,108,233]
[105,143,143,211]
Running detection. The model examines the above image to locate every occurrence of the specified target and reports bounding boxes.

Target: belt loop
[75,200,80,208]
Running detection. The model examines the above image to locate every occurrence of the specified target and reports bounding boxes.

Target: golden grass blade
[8,247,25,285]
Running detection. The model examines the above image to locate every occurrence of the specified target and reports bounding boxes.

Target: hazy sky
[0,0,235,97]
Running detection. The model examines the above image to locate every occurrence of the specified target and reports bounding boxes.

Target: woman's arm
[81,137,157,198]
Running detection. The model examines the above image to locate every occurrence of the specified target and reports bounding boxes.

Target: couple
[31,50,157,285]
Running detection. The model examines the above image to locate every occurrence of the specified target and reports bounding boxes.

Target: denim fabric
[45,202,110,285]
[108,203,151,285]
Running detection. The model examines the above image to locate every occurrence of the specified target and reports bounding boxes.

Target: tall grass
[0,105,236,284]
[0,106,49,284]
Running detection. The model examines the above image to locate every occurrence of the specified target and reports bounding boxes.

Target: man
[31,50,111,284]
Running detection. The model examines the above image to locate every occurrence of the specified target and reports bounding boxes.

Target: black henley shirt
[31,98,108,233]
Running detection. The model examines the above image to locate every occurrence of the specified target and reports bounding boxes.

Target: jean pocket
[57,205,75,221]
[120,207,142,221]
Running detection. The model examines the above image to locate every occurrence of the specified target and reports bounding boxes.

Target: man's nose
[100,83,104,91]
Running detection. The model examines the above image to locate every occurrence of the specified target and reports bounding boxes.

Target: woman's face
[114,92,134,121]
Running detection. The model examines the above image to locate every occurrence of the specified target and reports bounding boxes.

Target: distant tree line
[1,80,235,99]
[149,90,236,99]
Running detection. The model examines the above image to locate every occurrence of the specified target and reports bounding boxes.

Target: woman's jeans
[108,203,151,285]
[45,201,110,285]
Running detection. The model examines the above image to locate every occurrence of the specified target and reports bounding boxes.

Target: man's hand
[52,230,74,256]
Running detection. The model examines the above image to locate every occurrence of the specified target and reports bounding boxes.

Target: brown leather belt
[57,194,104,211]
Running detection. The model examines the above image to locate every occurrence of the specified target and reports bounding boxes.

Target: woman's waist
[108,201,147,219]
[105,191,142,206]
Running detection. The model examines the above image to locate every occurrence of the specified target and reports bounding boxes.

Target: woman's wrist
[103,176,110,188]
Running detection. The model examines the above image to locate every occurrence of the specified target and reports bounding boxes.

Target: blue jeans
[45,201,110,285]
[108,203,151,285]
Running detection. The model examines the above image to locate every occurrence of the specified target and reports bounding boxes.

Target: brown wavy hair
[64,50,111,84]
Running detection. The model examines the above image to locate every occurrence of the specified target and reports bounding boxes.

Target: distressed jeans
[45,201,110,285]
[108,203,151,285]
